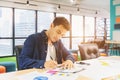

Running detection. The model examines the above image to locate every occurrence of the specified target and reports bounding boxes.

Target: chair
[69,49,79,61]
[78,43,100,60]
[14,45,23,70]
[0,62,16,72]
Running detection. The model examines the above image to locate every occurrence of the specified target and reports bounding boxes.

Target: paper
[14,68,81,80]
[102,74,120,80]
[12,57,120,80]
[15,71,42,80]
[59,67,85,73]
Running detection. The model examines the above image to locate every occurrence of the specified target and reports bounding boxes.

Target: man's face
[49,25,68,42]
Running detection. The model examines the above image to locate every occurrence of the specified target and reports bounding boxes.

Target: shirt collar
[41,30,58,45]
[41,30,48,43]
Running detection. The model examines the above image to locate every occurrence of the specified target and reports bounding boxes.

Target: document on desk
[102,74,120,80]
[15,66,85,80]
[15,71,78,80]
[14,71,42,80]
[78,58,120,80]
[59,66,85,73]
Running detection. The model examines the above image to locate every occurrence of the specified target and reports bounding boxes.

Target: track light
[95,11,98,14]
[70,0,76,3]
[57,4,60,10]
[77,8,80,12]
[26,0,29,6]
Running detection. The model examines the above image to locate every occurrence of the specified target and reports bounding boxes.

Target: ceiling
[34,0,110,11]
[0,0,110,18]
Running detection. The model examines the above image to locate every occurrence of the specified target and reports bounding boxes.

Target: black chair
[14,45,23,70]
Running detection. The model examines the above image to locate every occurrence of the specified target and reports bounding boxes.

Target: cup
[33,76,48,80]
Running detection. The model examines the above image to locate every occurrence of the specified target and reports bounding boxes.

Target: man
[19,17,75,70]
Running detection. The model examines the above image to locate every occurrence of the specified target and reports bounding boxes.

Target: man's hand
[44,60,58,69]
[62,60,74,69]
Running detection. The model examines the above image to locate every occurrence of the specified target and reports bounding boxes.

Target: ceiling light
[26,0,29,6]
[95,11,98,14]
[70,0,76,3]
[77,8,80,11]
[57,4,60,10]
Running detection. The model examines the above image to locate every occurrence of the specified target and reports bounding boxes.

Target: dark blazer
[19,30,74,70]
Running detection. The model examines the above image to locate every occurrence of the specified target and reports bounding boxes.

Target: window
[72,38,83,49]
[37,11,54,32]
[96,17,105,37]
[0,7,111,57]
[0,7,13,56]
[15,39,25,45]
[72,15,83,36]
[85,37,94,42]
[61,38,69,50]
[106,19,110,40]
[0,39,13,56]
[72,15,83,49]
[0,7,12,37]
[15,9,35,37]
[85,16,94,36]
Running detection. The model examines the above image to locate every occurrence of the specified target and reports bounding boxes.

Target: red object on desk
[100,53,107,56]
[0,65,6,73]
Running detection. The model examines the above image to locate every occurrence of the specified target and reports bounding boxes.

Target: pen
[76,62,90,65]
[50,56,53,60]
[50,56,58,67]
[57,64,62,68]
[59,68,85,73]
[72,68,85,73]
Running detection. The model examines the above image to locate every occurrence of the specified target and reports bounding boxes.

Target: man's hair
[52,17,71,31]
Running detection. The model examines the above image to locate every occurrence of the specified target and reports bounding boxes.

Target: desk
[105,40,120,55]
[105,40,120,44]
[0,56,120,80]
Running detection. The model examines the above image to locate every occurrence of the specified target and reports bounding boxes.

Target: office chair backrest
[78,43,100,60]
[14,45,23,70]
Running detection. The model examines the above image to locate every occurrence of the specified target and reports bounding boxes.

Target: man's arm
[58,40,75,69]
[60,41,75,62]
[19,34,45,70]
